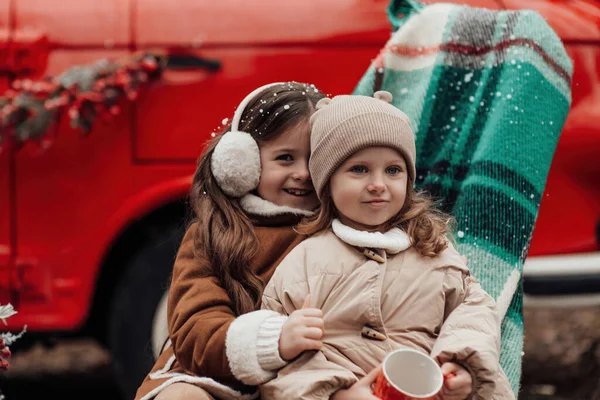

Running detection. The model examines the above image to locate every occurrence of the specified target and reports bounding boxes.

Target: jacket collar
[331,219,411,254]
[240,193,314,218]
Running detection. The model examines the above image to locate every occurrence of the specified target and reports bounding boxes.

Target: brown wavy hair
[189,82,325,316]
[297,177,454,258]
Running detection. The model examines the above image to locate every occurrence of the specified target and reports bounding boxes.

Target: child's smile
[283,188,313,197]
[257,121,319,211]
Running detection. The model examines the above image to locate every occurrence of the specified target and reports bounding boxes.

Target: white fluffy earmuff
[210,82,284,197]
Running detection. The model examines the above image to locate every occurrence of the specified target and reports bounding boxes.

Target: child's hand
[330,365,382,400]
[279,296,324,361]
[438,362,472,400]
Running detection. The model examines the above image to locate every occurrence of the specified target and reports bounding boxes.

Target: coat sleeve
[430,268,508,399]
[259,245,358,399]
[167,223,283,386]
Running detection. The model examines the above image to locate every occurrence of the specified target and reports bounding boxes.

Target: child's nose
[292,165,310,182]
[367,175,386,193]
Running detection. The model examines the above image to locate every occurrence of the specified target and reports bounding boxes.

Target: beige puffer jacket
[260,220,514,400]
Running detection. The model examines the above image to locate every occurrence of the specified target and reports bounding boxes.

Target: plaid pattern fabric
[354,1,572,396]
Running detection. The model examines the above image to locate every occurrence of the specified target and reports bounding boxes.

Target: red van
[0,0,598,396]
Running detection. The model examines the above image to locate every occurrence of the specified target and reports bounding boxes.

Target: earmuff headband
[211,82,286,198]
[231,82,285,131]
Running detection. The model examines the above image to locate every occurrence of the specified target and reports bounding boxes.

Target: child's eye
[350,165,368,174]
[276,154,293,162]
[386,166,402,175]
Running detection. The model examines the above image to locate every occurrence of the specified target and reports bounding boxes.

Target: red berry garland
[0,52,164,151]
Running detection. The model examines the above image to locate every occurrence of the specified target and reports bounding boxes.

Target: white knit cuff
[256,315,288,371]
[226,310,282,385]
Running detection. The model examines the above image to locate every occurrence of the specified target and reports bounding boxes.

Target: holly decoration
[0,52,164,151]
[0,304,19,373]
[0,304,21,400]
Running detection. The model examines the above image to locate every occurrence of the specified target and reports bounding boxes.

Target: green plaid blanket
[354,0,572,396]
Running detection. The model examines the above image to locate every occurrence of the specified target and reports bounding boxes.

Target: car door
[133,0,391,162]
[0,0,13,305]
[10,0,131,328]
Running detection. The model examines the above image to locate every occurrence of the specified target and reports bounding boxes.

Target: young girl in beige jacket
[257,92,515,400]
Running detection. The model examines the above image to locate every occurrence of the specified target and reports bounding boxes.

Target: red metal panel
[502,0,600,42]
[0,145,10,305]
[0,0,13,304]
[134,0,391,161]
[135,0,390,46]
[6,50,193,330]
[14,0,130,48]
[529,45,600,256]
[135,47,384,161]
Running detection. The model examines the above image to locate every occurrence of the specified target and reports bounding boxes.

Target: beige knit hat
[309,91,416,199]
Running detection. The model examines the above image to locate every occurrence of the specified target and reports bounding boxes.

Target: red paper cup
[373,349,443,400]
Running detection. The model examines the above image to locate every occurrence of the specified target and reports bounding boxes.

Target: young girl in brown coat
[258,92,515,400]
[135,82,331,400]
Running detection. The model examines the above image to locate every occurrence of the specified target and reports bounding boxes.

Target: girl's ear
[373,90,393,104]
[315,97,332,110]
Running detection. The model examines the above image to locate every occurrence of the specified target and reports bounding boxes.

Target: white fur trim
[256,315,288,371]
[150,353,177,376]
[211,131,261,198]
[239,193,314,217]
[141,355,259,400]
[226,310,284,385]
[331,219,411,254]
[496,270,521,321]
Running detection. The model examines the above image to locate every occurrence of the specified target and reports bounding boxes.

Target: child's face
[330,147,408,233]
[256,121,320,211]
